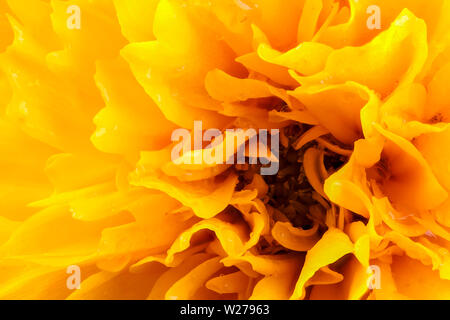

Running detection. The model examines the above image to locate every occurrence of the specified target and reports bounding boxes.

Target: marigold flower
[1,0,450,300]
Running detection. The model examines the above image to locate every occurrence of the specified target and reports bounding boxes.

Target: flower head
[1,0,450,300]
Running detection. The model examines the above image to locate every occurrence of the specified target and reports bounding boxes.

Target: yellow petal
[291,228,354,299]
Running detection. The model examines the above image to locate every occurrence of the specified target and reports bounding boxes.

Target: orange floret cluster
[0,0,450,300]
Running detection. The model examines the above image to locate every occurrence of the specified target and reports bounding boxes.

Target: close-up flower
[1,0,450,301]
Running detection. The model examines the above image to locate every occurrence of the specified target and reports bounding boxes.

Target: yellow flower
[1,0,450,300]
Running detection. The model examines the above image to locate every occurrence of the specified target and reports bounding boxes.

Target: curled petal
[257,42,332,76]
[165,256,224,300]
[303,9,428,98]
[309,256,368,300]
[324,156,373,219]
[415,127,450,191]
[92,57,177,157]
[290,82,373,145]
[303,147,328,199]
[164,215,249,260]
[291,228,354,300]
[113,0,159,42]
[68,264,167,300]
[206,271,250,297]
[250,274,296,300]
[222,252,303,278]
[390,254,450,299]
[374,124,448,212]
[272,221,320,252]
[130,168,238,219]
[147,253,215,299]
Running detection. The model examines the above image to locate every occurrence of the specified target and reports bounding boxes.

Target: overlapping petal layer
[0,0,450,300]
